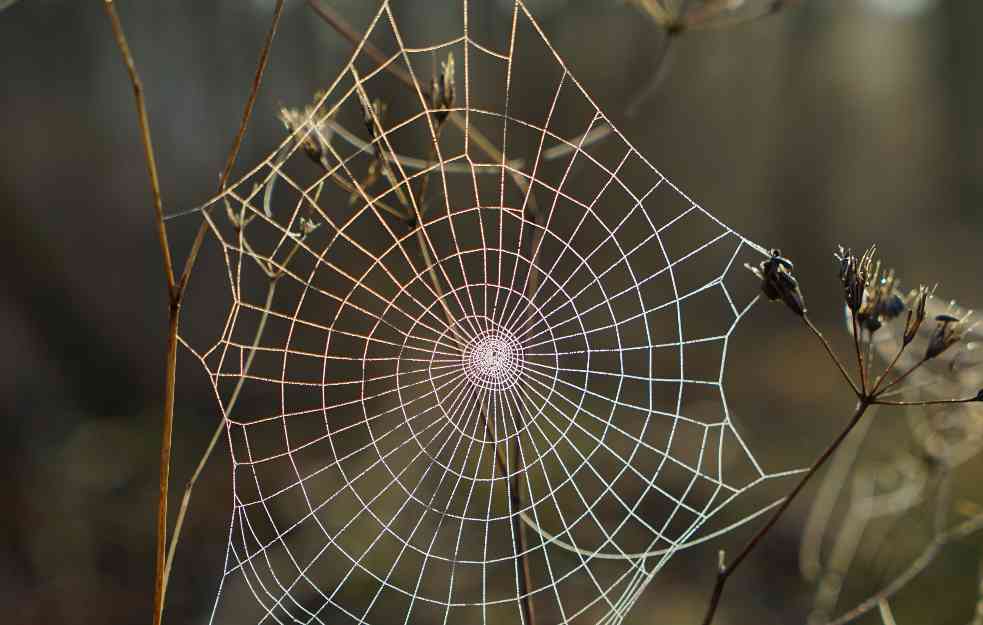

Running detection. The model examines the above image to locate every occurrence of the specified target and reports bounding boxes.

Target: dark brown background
[2,0,982,623]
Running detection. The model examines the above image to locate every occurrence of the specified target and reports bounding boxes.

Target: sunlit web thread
[184,2,807,624]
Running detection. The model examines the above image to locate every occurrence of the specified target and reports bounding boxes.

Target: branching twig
[160,279,278,602]
[177,0,285,296]
[103,2,284,624]
[102,0,175,296]
[102,5,179,625]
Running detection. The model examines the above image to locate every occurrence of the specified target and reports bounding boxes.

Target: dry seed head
[430,52,455,125]
[279,104,334,166]
[745,248,805,316]
[857,263,905,334]
[925,303,976,360]
[835,245,877,313]
[903,284,935,345]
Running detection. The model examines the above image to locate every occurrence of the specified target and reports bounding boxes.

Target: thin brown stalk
[512,429,537,625]
[799,406,877,582]
[852,310,868,393]
[878,357,929,395]
[151,306,180,625]
[103,2,284,624]
[803,314,861,397]
[873,397,978,407]
[160,279,277,603]
[177,0,285,296]
[101,5,179,625]
[102,0,176,297]
[869,339,909,397]
[161,164,322,602]
[700,397,872,625]
[305,0,543,216]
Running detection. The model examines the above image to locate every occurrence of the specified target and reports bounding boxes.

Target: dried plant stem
[160,279,278,604]
[305,0,546,213]
[101,5,179,625]
[873,397,978,407]
[824,498,983,625]
[154,305,180,625]
[878,357,928,395]
[177,0,285,295]
[699,398,872,625]
[102,0,175,295]
[851,311,868,393]
[103,2,284,624]
[803,314,861,397]
[799,407,877,581]
[869,340,909,396]
[512,428,537,625]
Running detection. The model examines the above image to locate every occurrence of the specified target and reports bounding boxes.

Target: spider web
[185,2,803,623]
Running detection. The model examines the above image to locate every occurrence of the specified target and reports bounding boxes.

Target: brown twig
[873,397,979,407]
[699,398,872,625]
[101,5,179,625]
[176,0,285,296]
[304,0,545,217]
[102,1,175,296]
[803,314,861,397]
[852,310,868,394]
[878,357,929,396]
[102,2,284,624]
[869,339,910,397]
[159,278,278,604]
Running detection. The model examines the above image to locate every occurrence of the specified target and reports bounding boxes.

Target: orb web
[186,2,804,624]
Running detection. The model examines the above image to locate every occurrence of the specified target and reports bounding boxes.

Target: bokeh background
[2,0,983,624]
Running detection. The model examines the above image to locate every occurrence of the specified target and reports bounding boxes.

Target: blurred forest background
[2,0,983,624]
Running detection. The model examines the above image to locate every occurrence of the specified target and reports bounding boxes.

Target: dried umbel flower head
[746,249,805,316]
[925,304,977,360]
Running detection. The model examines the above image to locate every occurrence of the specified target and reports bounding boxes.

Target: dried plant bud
[902,284,934,345]
[834,245,877,314]
[279,104,334,166]
[430,52,455,125]
[925,304,976,360]
[856,263,905,334]
[746,249,805,316]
